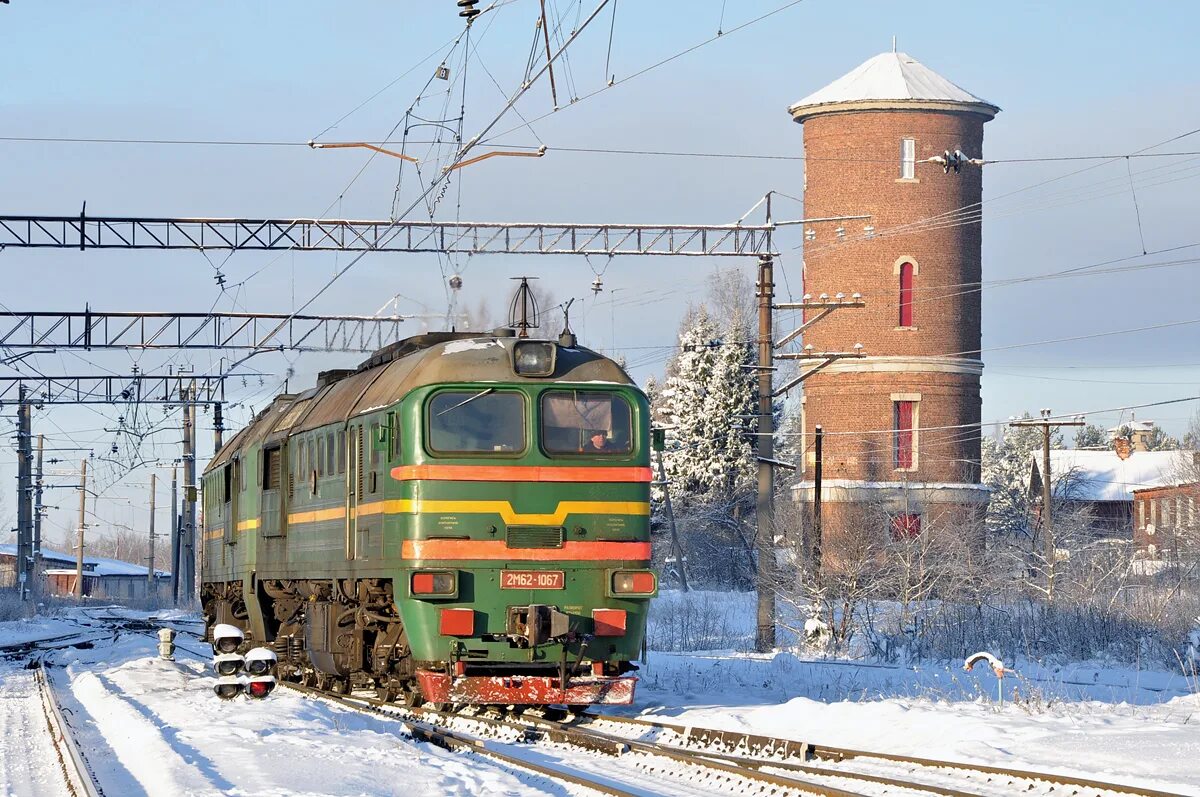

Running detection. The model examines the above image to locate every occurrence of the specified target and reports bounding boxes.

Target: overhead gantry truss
[0,215,778,257]
[0,374,226,405]
[0,310,406,352]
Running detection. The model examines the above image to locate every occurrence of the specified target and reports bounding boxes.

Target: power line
[12,133,1200,166]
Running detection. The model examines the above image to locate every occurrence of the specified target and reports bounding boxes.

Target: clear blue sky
[2,1,1199,542]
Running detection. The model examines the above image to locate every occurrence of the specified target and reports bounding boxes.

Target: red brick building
[1132,480,1199,560]
[788,51,998,550]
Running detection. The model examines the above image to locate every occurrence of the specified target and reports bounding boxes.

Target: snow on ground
[0,610,582,797]
[1,599,1198,795]
[638,590,1200,795]
[0,665,67,796]
[0,613,86,648]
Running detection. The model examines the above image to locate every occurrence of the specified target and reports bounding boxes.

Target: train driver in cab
[585,429,609,452]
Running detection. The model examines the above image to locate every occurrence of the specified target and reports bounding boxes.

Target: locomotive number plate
[500,570,565,590]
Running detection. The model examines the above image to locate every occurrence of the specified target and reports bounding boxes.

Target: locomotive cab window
[427,390,526,454]
[541,390,633,455]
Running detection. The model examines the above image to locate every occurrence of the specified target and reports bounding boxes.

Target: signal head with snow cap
[214,675,244,701]
[212,623,244,654]
[213,653,245,677]
[243,647,278,677]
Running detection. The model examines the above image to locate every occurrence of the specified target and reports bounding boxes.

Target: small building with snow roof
[1029,449,1191,539]
[1,543,170,600]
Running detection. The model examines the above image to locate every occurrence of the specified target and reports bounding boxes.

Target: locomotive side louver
[505,526,564,549]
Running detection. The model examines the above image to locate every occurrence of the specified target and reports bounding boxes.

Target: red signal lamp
[246,676,276,700]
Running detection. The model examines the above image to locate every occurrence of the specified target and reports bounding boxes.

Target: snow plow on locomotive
[199,330,655,706]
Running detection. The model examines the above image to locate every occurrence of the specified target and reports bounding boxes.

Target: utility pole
[74,459,87,598]
[148,473,157,597]
[812,425,824,573]
[182,382,197,601]
[1009,410,1083,602]
[32,433,44,599]
[170,464,180,605]
[15,385,33,600]
[754,254,776,653]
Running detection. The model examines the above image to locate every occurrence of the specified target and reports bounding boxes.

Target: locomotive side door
[222,459,238,547]
[260,445,284,538]
[346,423,361,560]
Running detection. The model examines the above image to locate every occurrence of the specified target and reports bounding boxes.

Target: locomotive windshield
[428,389,526,453]
[541,390,632,455]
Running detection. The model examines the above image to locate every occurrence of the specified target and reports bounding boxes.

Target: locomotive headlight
[512,341,556,377]
[411,570,457,597]
[610,570,657,596]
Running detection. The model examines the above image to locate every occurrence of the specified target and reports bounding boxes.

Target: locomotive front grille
[506,526,564,549]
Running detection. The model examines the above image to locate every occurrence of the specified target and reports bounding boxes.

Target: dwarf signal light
[213,653,245,677]
[245,676,276,700]
[214,676,243,700]
[244,647,278,677]
[212,623,244,654]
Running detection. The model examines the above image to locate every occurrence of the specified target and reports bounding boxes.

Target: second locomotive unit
[200,326,655,705]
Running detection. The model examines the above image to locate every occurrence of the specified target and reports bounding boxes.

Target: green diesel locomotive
[200,329,655,706]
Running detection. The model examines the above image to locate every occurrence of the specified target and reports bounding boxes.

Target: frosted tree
[657,306,721,498]
[982,415,1062,538]
[702,312,757,497]
[1073,424,1108,449]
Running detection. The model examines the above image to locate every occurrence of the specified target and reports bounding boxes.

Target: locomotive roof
[206,332,634,471]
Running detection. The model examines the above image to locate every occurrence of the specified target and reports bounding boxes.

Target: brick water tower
[788,50,998,551]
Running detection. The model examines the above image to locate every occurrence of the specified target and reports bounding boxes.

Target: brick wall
[802,370,981,484]
[799,109,988,357]
[795,106,990,491]
[1132,482,1200,556]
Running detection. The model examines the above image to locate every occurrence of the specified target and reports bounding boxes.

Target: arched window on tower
[898,261,915,327]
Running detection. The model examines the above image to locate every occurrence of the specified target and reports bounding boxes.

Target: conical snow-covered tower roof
[789,51,999,122]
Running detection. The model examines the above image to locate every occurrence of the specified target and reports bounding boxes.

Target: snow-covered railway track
[281,681,902,796]
[580,711,1189,797]
[34,661,105,797]
[279,681,646,796]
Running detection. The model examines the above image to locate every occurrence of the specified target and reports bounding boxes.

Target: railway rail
[34,660,104,797]
[279,679,1190,797]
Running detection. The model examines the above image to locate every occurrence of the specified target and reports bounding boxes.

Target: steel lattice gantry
[0,311,405,352]
[0,215,777,257]
[0,374,225,405]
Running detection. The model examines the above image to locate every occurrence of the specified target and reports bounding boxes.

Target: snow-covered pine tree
[702,312,757,499]
[1073,424,1108,449]
[658,306,721,499]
